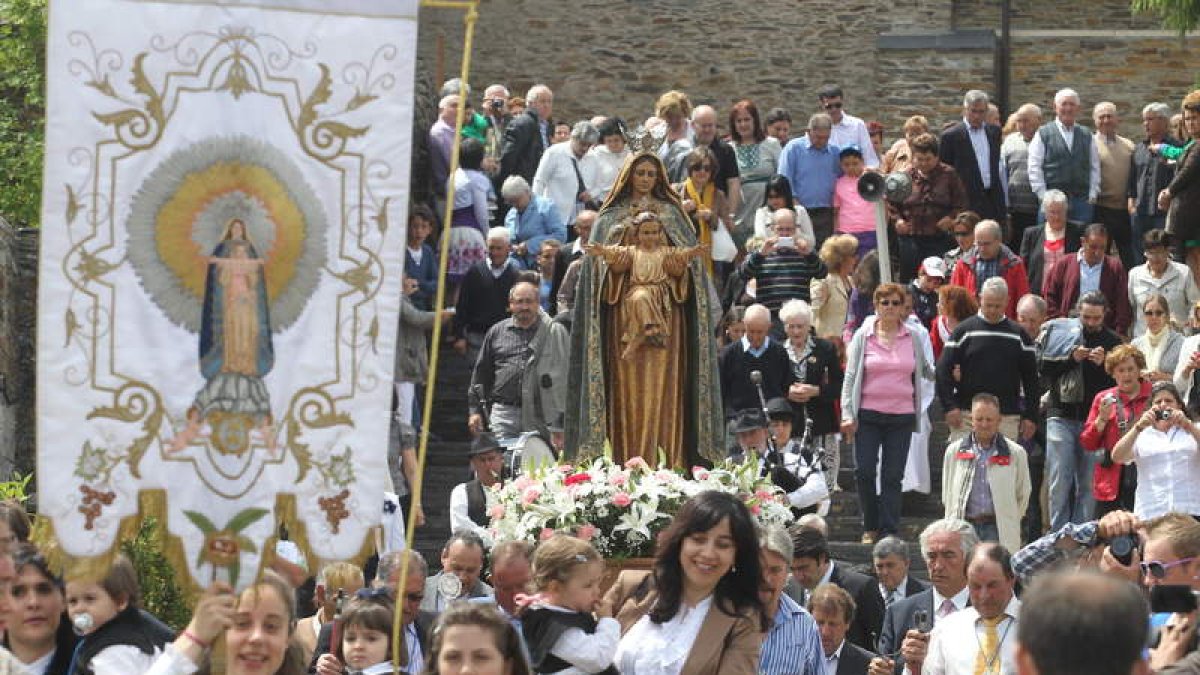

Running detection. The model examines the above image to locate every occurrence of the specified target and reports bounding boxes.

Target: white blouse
[614,595,713,675]
[1131,425,1200,519]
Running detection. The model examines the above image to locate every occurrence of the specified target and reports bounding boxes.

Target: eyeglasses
[690,165,714,173]
[878,299,903,307]
[1145,309,1167,316]
[953,231,971,238]
[1141,556,1196,579]
[405,592,425,603]
[823,102,843,110]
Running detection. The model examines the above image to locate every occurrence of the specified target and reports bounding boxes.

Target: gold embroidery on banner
[53,20,401,585]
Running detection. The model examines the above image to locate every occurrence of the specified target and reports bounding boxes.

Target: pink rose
[751,504,762,515]
[577,524,597,541]
[655,470,676,482]
[487,504,505,520]
[514,475,534,492]
[755,489,774,502]
[692,466,710,480]
[608,472,629,487]
[624,457,648,470]
[557,464,574,473]
[611,492,632,508]
[540,527,555,541]
[521,486,542,505]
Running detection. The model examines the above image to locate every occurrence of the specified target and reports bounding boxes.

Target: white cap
[920,256,947,278]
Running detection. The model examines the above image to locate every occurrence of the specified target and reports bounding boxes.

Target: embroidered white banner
[38,0,417,587]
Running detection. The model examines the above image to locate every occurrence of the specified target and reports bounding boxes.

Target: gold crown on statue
[626,124,667,155]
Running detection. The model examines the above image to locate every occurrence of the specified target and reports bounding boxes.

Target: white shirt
[583,144,629,202]
[1026,119,1102,201]
[448,481,495,545]
[381,491,407,555]
[18,650,53,675]
[1131,425,1200,519]
[879,577,911,605]
[830,112,880,168]
[533,141,594,225]
[536,603,621,675]
[615,595,713,675]
[923,597,1020,675]
[1128,261,1200,337]
[824,640,845,675]
[931,586,970,625]
[963,118,993,188]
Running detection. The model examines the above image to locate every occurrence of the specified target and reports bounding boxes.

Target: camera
[1106,533,1137,566]
[1158,409,1174,421]
[490,99,504,111]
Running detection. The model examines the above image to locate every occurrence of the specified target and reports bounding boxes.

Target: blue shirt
[760,594,824,675]
[1078,251,1102,295]
[777,136,842,208]
[741,334,772,358]
[504,195,566,269]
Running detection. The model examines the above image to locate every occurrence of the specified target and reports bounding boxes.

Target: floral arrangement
[486,454,793,559]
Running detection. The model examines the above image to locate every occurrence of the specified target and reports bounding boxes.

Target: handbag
[711,221,738,262]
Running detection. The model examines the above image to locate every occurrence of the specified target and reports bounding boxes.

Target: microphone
[748,370,780,467]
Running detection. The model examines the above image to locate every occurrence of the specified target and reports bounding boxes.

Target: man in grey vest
[1027,88,1101,226]
[999,103,1042,248]
[448,433,504,541]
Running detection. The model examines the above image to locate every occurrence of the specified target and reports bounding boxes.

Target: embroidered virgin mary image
[171,218,275,453]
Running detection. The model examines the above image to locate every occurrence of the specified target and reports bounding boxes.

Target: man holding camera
[739,209,827,319]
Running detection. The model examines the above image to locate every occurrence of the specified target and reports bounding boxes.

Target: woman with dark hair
[728,100,782,247]
[447,137,494,285]
[841,249,880,344]
[930,284,978,358]
[1110,380,1200,520]
[1128,229,1200,338]
[144,570,307,675]
[424,602,531,675]
[605,491,766,675]
[752,175,813,248]
[585,116,630,205]
[1159,91,1200,280]
[5,544,76,674]
[674,146,732,279]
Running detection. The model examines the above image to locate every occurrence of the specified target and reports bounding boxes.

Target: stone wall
[414,0,1194,149]
[0,221,36,479]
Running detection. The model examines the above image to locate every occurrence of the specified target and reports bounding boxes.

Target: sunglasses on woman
[690,164,714,173]
[1141,556,1196,579]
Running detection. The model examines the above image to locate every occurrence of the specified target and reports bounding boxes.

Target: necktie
[938,598,956,618]
[973,616,1004,675]
[885,590,896,608]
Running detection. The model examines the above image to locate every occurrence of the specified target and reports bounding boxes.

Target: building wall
[416,0,1194,147]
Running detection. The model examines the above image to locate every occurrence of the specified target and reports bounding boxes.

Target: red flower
[564,472,592,486]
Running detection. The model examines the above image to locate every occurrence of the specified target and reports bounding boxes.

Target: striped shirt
[760,594,824,675]
[935,314,1040,417]
[741,249,828,312]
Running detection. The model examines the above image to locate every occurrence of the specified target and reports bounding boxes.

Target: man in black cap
[449,434,504,541]
[728,408,772,465]
[766,398,831,516]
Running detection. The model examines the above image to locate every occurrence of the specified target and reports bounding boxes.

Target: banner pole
[393,2,479,673]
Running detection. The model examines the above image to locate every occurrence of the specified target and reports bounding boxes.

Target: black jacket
[500,109,547,185]
[1019,222,1083,295]
[454,260,520,338]
[72,606,174,675]
[831,562,887,654]
[718,339,795,417]
[788,336,843,437]
[940,121,1004,220]
[837,640,878,675]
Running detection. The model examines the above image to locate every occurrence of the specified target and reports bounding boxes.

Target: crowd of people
[2,80,1199,675]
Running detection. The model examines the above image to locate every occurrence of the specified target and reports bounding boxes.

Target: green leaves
[0,0,47,227]
[225,507,269,534]
[183,510,217,534]
[1132,0,1200,36]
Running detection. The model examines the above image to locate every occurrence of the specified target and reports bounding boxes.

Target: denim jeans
[972,519,1000,544]
[854,410,915,535]
[1045,417,1097,530]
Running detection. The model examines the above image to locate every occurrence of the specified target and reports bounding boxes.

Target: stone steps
[416,339,952,576]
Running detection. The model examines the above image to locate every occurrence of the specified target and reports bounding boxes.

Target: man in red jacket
[1043,223,1131,336]
[948,219,1030,319]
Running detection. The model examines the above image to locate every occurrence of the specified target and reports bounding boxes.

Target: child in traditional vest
[520,535,619,675]
[314,591,396,675]
[65,553,175,675]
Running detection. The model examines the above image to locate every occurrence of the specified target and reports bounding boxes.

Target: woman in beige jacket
[603,491,767,675]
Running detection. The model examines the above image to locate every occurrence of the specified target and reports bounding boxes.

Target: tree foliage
[121,517,194,629]
[1132,0,1200,35]
[0,0,47,228]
